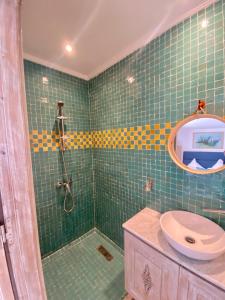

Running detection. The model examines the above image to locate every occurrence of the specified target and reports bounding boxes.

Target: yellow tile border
[30,123,171,153]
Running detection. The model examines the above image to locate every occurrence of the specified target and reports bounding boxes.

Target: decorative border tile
[30,122,172,152]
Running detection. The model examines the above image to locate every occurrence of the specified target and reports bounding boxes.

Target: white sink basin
[160,211,225,261]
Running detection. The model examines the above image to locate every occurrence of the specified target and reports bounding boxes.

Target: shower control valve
[56,178,72,189]
[56,181,64,188]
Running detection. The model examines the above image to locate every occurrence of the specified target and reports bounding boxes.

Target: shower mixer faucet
[56,177,72,189]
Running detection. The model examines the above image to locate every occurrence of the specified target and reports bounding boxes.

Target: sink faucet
[203,208,225,215]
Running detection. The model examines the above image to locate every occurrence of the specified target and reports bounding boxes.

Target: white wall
[176,127,225,160]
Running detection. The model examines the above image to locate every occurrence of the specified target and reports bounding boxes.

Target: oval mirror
[168,114,225,174]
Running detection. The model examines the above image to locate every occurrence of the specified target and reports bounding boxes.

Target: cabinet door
[124,231,179,300]
[178,267,225,300]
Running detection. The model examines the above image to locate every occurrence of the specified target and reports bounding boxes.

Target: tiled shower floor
[43,231,125,300]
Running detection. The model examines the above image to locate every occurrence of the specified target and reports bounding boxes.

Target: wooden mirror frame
[168,114,225,175]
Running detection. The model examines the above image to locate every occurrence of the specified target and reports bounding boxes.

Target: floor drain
[185,236,196,244]
[97,245,113,261]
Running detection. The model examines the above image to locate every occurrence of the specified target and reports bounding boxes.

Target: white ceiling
[22,0,214,80]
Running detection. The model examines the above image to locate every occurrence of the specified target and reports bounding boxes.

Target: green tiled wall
[25,1,225,255]
[24,60,94,256]
[89,0,225,247]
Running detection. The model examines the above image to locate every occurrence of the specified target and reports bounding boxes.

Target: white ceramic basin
[160,211,225,261]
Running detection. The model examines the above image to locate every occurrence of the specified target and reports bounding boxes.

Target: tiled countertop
[122,207,225,291]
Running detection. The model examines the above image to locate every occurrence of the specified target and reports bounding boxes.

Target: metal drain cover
[97,245,113,261]
[185,236,196,244]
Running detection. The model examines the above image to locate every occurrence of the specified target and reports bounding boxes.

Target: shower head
[57,101,64,117]
[57,101,64,108]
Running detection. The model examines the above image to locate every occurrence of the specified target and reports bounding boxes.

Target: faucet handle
[56,182,63,188]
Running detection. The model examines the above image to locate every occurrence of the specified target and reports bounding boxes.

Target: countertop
[122,208,225,291]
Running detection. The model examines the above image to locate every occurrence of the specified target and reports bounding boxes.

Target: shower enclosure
[0,1,124,298]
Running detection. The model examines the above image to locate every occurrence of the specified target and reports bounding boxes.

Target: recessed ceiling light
[201,19,208,28]
[126,76,135,84]
[65,44,73,53]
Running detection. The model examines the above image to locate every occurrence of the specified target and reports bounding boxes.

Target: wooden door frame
[0,0,46,298]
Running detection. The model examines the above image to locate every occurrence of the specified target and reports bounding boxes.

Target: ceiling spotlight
[201,19,208,28]
[126,76,135,84]
[65,44,73,53]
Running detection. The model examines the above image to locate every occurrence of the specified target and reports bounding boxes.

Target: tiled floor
[43,231,125,300]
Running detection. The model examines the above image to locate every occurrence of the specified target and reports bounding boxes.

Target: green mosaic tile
[89,0,225,247]
[24,61,94,256]
[24,0,225,258]
[43,231,125,300]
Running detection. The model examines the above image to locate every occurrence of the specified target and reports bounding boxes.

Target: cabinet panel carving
[124,231,179,300]
[142,264,152,294]
[133,250,161,299]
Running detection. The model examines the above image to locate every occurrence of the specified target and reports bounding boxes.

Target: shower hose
[61,150,75,213]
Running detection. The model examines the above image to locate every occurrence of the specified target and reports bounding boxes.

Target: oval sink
[160,211,225,261]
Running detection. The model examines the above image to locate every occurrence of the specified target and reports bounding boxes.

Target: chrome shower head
[57,101,64,117]
[57,101,64,107]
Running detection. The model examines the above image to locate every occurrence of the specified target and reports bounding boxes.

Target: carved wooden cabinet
[124,231,179,300]
[124,231,225,300]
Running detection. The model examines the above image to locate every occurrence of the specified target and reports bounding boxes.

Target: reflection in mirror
[168,114,225,174]
[174,117,225,172]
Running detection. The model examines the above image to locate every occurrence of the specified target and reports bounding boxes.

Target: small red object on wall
[195,99,206,114]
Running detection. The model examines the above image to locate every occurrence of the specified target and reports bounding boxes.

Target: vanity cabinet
[124,231,179,300]
[124,231,225,300]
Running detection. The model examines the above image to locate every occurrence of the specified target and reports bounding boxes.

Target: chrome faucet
[203,208,225,215]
